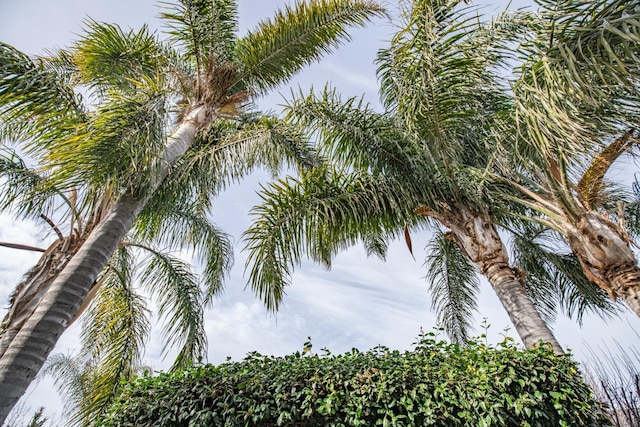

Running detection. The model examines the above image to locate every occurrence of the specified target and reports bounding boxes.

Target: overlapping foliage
[97,333,610,426]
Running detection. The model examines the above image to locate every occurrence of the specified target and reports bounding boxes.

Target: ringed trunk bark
[483,260,564,355]
[608,264,640,315]
[446,209,564,355]
[0,111,203,423]
[566,212,640,316]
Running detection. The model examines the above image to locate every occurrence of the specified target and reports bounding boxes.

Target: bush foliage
[97,333,609,426]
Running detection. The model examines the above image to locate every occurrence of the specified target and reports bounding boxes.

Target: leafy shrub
[96,333,609,426]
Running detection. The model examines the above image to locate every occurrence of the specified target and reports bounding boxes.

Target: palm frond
[284,86,417,176]
[72,20,165,94]
[243,167,416,311]
[42,353,92,423]
[424,229,479,345]
[47,75,169,193]
[158,115,317,210]
[0,147,60,221]
[513,0,640,167]
[378,1,498,134]
[159,0,238,69]
[133,201,233,305]
[80,246,150,424]
[133,242,206,370]
[235,0,385,96]
[0,42,84,153]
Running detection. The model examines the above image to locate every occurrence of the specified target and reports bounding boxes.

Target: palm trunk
[566,212,640,316]
[0,107,206,423]
[447,209,564,355]
[0,237,83,360]
[482,257,564,354]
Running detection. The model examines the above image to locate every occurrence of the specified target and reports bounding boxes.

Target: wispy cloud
[317,62,379,94]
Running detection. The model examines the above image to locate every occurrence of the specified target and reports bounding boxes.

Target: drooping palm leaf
[244,166,418,311]
[424,229,479,344]
[80,246,150,424]
[0,43,85,155]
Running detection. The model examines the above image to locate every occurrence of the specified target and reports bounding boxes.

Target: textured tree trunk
[446,209,564,355]
[566,212,640,316]
[0,108,205,423]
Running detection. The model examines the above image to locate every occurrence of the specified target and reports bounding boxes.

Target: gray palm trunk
[566,212,640,316]
[444,208,564,355]
[0,105,208,423]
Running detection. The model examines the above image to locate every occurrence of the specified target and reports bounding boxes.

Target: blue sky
[1,0,639,423]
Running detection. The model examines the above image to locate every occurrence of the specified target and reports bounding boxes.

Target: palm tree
[501,0,640,315]
[0,150,224,424]
[244,1,619,354]
[0,0,385,421]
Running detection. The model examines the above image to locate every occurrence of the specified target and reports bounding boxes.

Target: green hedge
[97,334,610,426]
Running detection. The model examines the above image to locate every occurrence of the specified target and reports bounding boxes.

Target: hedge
[96,333,610,426]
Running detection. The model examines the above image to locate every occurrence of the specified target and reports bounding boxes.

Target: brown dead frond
[578,129,637,207]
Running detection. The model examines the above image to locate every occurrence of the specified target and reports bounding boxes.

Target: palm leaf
[80,246,150,424]
[244,167,417,311]
[424,229,479,345]
[284,86,416,176]
[156,115,318,211]
[159,0,238,69]
[72,20,165,94]
[134,242,206,370]
[235,0,385,96]
[0,42,84,154]
[133,201,233,305]
[47,75,169,192]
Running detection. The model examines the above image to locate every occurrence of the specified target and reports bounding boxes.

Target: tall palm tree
[0,0,385,421]
[244,1,619,354]
[503,0,640,315]
[0,150,225,424]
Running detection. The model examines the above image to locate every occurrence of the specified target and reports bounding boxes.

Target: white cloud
[317,62,379,93]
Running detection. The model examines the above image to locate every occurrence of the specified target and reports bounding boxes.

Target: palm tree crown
[244,0,624,351]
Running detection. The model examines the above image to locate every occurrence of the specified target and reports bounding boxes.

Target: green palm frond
[513,0,640,167]
[510,222,621,324]
[244,167,416,311]
[378,1,495,136]
[424,229,479,345]
[157,115,318,210]
[133,200,233,305]
[72,20,165,94]
[133,242,206,370]
[284,86,417,176]
[44,352,150,426]
[376,0,519,200]
[0,43,84,152]
[80,246,150,423]
[362,231,388,260]
[159,0,238,68]
[0,147,60,221]
[42,354,91,421]
[47,75,169,193]
[235,0,385,96]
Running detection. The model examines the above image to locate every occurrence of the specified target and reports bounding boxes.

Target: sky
[0,0,639,424]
